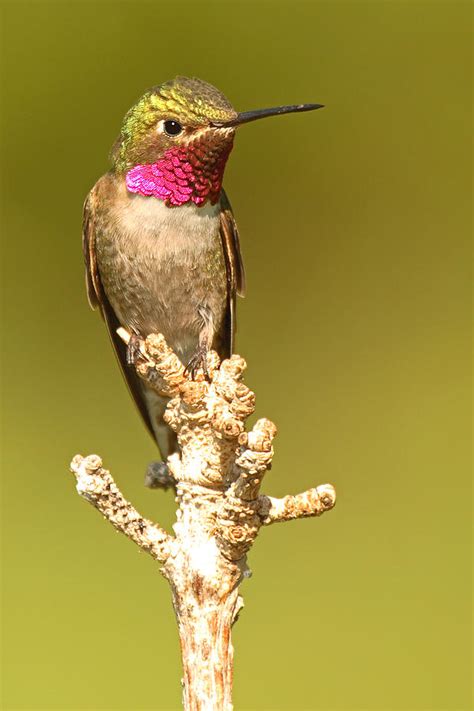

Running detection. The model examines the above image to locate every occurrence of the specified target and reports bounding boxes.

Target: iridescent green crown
[149,76,237,124]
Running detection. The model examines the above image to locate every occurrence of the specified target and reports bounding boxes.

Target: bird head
[112,76,323,207]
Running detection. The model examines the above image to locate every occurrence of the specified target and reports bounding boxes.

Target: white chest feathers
[116,193,222,255]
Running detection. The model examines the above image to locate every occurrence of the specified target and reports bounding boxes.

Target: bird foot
[184,346,210,381]
[144,461,175,491]
[126,333,145,366]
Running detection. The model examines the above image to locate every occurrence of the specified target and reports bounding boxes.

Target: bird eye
[163,120,183,137]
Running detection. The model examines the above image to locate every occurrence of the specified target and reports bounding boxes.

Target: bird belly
[95,192,227,365]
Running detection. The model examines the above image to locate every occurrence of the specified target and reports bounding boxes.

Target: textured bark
[70,331,336,710]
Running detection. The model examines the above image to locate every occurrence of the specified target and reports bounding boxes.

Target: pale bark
[70,331,336,710]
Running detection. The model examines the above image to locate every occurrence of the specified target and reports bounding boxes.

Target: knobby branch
[70,331,336,711]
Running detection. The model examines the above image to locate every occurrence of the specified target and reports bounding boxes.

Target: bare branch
[70,454,173,562]
[257,484,337,525]
[233,418,277,501]
[71,330,337,709]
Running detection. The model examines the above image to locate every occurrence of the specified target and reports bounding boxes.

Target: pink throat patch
[125,144,232,207]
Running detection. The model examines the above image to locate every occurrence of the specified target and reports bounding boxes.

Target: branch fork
[70,331,336,710]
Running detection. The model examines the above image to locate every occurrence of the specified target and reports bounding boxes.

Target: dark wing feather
[82,185,156,441]
[219,189,246,356]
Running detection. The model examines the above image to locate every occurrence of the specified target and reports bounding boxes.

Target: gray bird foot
[126,333,145,366]
[184,346,210,380]
[144,461,175,491]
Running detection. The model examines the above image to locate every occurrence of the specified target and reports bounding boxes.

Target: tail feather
[141,384,178,459]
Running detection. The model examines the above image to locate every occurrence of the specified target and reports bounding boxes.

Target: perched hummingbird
[83,76,323,460]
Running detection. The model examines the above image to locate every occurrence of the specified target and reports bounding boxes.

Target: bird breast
[95,177,227,361]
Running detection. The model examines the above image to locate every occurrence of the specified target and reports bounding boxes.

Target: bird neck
[125,140,233,208]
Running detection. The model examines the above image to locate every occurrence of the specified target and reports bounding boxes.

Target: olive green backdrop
[1,1,471,709]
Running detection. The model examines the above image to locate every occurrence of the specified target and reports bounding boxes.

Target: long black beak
[213,103,324,128]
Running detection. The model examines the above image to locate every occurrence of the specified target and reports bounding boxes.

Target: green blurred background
[1,1,471,709]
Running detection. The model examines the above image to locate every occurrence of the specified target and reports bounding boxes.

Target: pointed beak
[212,103,324,128]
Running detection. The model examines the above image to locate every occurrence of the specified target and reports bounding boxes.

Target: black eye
[163,120,183,136]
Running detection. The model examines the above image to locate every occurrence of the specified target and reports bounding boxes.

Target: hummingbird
[83,76,323,461]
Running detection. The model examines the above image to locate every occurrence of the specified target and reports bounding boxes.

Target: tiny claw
[126,334,145,366]
[184,346,210,381]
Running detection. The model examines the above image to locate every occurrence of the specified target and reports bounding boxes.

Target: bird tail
[141,384,178,459]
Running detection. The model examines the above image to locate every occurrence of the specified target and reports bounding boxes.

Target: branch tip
[69,454,172,562]
[258,483,336,525]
